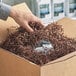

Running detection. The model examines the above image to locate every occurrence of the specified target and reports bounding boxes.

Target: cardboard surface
[0,48,40,76]
[0,3,76,76]
[58,18,76,38]
[41,55,76,76]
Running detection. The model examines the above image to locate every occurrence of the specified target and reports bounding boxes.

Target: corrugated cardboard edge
[0,48,40,76]
[44,51,76,65]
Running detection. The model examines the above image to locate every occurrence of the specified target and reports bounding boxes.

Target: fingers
[22,21,34,33]
[33,16,44,27]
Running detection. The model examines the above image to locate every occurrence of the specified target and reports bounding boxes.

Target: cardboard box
[0,3,76,76]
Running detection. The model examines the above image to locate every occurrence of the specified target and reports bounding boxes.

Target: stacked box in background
[30,0,76,24]
[66,0,76,18]
[2,0,76,24]
[51,0,66,21]
[31,0,52,25]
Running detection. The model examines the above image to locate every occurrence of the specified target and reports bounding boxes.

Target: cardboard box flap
[41,54,76,76]
[58,17,76,38]
[0,48,40,76]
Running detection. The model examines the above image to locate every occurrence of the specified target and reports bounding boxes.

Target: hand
[9,7,43,32]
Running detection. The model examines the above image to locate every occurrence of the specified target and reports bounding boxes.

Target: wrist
[9,7,17,19]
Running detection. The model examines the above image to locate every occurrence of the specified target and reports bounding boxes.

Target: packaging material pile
[1,22,76,66]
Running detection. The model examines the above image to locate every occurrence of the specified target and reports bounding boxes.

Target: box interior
[0,3,76,66]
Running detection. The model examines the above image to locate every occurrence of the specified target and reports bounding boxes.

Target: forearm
[0,2,33,20]
[0,2,43,32]
[10,3,33,19]
[0,2,11,20]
